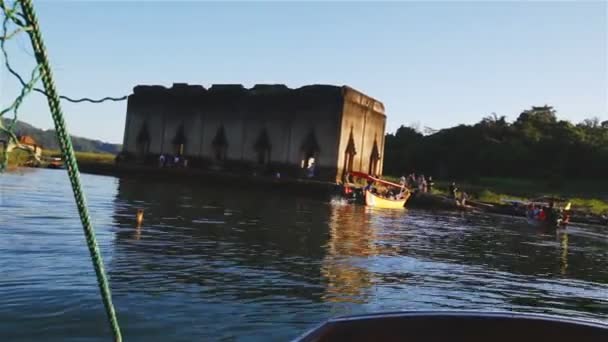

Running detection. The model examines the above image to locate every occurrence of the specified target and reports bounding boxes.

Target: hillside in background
[1,118,121,154]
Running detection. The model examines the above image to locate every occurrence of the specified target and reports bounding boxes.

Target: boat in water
[341,172,411,209]
[364,189,410,209]
[42,155,65,169]
[524,196,571,229]
[293,311,608,341]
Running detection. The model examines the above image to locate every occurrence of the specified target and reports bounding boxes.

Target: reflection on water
[322,204,376,303]
[0,169,607,341]
[560,231,568,276]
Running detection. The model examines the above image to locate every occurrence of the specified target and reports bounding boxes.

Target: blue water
[1,168,606,341]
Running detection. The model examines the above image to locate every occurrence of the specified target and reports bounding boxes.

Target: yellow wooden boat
[364,190,410,209]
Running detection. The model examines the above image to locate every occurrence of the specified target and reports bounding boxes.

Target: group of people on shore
[158,154,188,168]
[399,173,434,193]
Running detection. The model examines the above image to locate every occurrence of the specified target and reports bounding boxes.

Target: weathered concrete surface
[122,83,386,183]
[336,87,386,181]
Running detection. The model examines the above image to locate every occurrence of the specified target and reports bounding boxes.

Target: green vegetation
[43,150,116,165]
[0,147,115,169]
[384,106,607,181]
[569,198,608,215]
[429,179,608,215]
[0,149,33,168]
[435,177,608,201]
[1,118,121,154]
[383,106,608,215]
[474,189,524,204]
[75,151,116,164]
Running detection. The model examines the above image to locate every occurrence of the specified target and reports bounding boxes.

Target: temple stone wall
[336,87,386,181]
[122,83,386,183]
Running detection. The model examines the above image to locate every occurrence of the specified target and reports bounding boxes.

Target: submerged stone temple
[121,83,386,182]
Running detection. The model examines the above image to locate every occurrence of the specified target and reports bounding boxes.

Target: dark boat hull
[293,311,607,342]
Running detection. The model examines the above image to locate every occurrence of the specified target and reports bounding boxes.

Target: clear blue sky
[1,1,606,144]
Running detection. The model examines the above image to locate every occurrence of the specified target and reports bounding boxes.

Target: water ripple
[1,169,607,341]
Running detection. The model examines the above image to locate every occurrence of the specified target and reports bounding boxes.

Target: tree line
[383,106,607,181]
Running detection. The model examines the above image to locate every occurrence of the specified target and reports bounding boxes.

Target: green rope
[16,1,123,340]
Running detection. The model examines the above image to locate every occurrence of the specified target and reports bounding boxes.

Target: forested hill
[384,106,607,180]
[1,118,121,154]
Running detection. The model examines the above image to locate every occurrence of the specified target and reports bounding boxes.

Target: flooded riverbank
[1,169,606,341]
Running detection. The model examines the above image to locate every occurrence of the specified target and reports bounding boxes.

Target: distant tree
[383,125,423,175]
[579,117,601,129]
[382,106,608,180]
[423,126,438,135]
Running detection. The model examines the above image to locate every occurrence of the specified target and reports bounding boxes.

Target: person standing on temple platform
[449,182,458,199]
[459,191,468,206]
[427,176,434,193]
[409,173,417,190]
[417,174,427,193]
[420,174,428,193]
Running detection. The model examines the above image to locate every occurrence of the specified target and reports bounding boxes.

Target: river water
[0,169,606,341]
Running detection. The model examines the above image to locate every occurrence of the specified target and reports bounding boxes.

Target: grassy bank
[42,150,115,165]
[1,149,115,168]
[0,149,32,168]
[472,189,608,215]
[385,175,608,215]
[442,178,608,215]
[463,177,608,200]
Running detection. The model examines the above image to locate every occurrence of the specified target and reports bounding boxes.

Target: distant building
[121,83,387,182]
[0,135,42,161]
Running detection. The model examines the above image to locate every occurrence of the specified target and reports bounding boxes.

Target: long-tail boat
[343,172,411,209]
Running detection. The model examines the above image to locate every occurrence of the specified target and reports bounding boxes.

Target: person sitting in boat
[531,205,539,218]
[343,186,353,196]
[382,189,392,199]
[396,185,407,200]
[538,208,546,221]
[526,204,534,219]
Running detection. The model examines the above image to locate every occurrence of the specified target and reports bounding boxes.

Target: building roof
[19,135,39,147]
[129,83,384,114]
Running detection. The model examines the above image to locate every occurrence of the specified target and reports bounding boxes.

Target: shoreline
[13,162,608,228]
[77,162,339,200]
